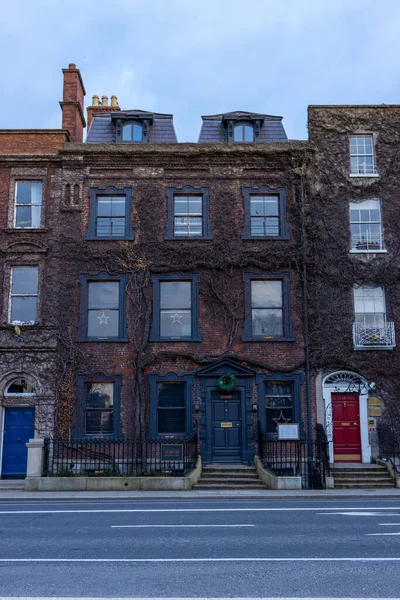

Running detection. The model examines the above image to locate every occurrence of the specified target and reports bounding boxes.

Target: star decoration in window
[170,312,183,324]
[97,311,110,325]
[272,410,291,428]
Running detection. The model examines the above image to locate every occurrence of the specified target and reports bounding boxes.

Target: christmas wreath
[217,373,237,393]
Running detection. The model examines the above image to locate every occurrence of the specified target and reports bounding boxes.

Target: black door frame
[207,386,245,463]
[197,359,255,464]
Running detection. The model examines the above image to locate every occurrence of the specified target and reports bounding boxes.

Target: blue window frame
[148,372,193,438]
[150,273,202,342]
[242,185,289,240]
[86,186,133,240]
[256,372,302,437]
[243,272,294,341]
[164,185,212,241]
[78,272,128,342]
[75,374,122,439]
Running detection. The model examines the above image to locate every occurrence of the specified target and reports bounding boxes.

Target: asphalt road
[0,498,400,598]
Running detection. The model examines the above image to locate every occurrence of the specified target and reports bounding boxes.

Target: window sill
[350,249,387,254]
[242,234,290,241]
[86,235,134,241]
[4,228,48,233]
[354,345,395,351]
[149,336,203,343]
[242,335,295,342]
[349,173,380,178]
[76,337,129,343]
[164,235,213,241]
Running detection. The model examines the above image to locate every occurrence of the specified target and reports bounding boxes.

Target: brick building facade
[0,64,398,480]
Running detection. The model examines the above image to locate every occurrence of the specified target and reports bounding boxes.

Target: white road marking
[366,532,400,536]
[1,506,400,514]
[1,597,398,600]
[320,511,400,516]
[380,523,400,525]
[111,524,255,528]
[0,557,399,562]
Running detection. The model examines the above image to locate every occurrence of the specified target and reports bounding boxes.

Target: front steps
[194,463,265,490]
[332,463,395,489]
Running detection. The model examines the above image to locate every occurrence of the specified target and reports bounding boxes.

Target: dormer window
[234,123,254,142]
[122,122,143,143]
[113,113,153,143]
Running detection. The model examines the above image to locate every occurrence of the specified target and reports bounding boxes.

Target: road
[0,498,400,598]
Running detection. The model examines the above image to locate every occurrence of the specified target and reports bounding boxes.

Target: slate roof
[86,110,177,143]
[198,111,288,143]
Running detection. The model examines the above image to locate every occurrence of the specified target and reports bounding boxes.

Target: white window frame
[14,181,43,229]
[9,266,39,325]
[349,198,385,253]
[349,135,378,177]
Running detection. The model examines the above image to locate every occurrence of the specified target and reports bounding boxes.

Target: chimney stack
[60,64,86,142]
[86,94,120,131]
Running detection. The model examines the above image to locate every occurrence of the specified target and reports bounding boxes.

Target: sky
[1,0,400,142]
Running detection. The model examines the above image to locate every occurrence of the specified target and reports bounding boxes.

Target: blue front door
[1,408,34,478]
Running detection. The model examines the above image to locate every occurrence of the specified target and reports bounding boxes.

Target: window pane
[12,267,38,294]
[122,124,132,141]
[174,197,188,215]
[160,309,191,337]
[233,125,243,142]
[251,280,282,308]
[265,382,293,397]
[133,123,143,142]
[11,297,37,324]
[157,382,185,408]
[88,310,119,337]
[252,308,283,336]
[250,198,264,216]
[7,379,36,394]
[96,217,126,237]
[265,218,280,236]
[97,197,112,216]
[188,197,202,214]
[15,205,32,228]
[88,282,119,309]
[158,409,185,434]
[86,383,114,409]
[243,124,254,141]
[111,198,126,217]
[160,281,191,309]
[86,410,114,435]
[250,218,266,236]
[16,182,42,205]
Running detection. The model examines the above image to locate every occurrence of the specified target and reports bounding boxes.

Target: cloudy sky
[1,0,400,142]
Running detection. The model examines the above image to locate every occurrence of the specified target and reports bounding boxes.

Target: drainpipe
[298,172,313,445]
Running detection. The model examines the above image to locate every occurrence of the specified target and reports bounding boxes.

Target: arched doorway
[323,371,371,463]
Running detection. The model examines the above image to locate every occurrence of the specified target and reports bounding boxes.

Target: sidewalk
[1,487,400,501]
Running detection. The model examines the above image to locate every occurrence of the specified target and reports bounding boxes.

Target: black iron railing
[43,429,199,477]
[256,421,330,489]
[377,425,400,475]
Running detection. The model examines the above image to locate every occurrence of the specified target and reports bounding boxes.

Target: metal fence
[43,430,199,477]
[256,422,330,489]
[377,425,400,474]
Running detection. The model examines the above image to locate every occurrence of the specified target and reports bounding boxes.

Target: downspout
[298,169,312,444]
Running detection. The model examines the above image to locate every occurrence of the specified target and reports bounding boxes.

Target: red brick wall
[0,132,68,153]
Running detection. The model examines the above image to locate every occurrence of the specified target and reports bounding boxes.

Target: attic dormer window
[234,123,254,142]
[122,122,143,142]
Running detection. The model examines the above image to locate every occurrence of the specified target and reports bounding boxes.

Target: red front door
[332,393,361,462]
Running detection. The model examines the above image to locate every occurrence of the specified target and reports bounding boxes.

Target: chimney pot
[101,95,109,107]
[92,95,100,107]
[69,63,76,69]
[111,95,119,107]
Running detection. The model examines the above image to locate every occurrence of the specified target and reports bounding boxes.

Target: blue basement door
[1,407,34,478]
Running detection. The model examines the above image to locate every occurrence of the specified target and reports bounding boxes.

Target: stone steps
[332,465,394,489]
[194,464,264,490]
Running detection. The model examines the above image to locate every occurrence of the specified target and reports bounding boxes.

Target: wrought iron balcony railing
[353,322,396,350]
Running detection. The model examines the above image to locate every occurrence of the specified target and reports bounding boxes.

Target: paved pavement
[1,487,400,501]
[0,498,400,597]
